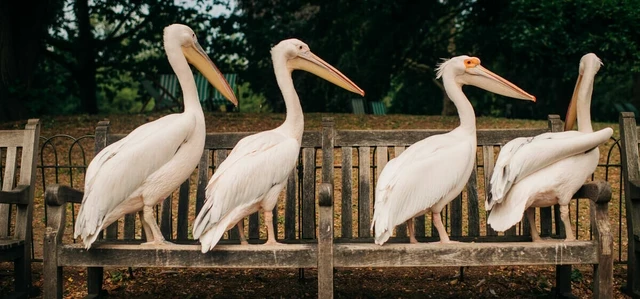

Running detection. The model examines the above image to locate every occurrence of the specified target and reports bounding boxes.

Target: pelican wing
[193,130,300,238]
[372,133,474,243]
[74,114,195,238]
[488,127,613,208]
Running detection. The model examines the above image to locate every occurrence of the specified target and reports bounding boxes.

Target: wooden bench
[43,120,329,299]
[0,119,40,298]
[619,111,640,297]
[317,115,613,298]
[43,116,613,298]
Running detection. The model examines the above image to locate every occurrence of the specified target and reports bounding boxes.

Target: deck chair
[370,101,386,115]
[350,98,365,114]
[141,74,181,111]
[0,119,40,298]
[195,73,237,111]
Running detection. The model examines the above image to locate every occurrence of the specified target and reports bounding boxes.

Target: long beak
[288,51,365,96]
[564,74,582,131]
[182,41,238,106]
[465,65,536,102]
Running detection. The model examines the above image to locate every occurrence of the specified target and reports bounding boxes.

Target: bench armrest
[573,180,613,258]
[572,180,611,204]
[0,185,31,205]
[45,184,84,244]
[45,184,84,206]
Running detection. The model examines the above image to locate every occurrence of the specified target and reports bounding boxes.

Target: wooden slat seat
[0,239,24,250]
[56,243,317,268]
[0,119,40,298]
[333,241,598,267]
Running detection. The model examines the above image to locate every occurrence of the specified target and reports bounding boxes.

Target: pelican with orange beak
[486,53,613,241]
[193,39,364,252]
[371,55,536,245]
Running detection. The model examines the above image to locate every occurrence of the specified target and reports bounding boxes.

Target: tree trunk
[632,73,640,113]
[0,0,60,121]
[75,0,99,114]
[441,15,457,116]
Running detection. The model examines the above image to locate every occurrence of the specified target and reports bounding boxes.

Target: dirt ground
[0,112,631,298]
[0,262,632,298]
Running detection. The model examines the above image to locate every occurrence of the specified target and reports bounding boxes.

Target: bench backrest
[620,112,640,243]
[0,119,40,240]
[321,115,563,242]
[94,120,323,243]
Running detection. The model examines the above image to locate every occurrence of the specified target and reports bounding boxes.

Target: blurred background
[1,0,639,122]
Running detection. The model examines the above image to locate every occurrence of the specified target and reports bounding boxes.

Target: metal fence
[30,133,628,264]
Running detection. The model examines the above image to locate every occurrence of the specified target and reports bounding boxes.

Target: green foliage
[457,0,640,120]
[571,268,583,282]
[237,82,272,113]
[38,0,246,115]
[13,0,640,120]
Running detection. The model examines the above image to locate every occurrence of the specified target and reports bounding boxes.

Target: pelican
[73,24,237,249]
[193,39,364,253]
[371,56,536,245]
[486,53,613,241]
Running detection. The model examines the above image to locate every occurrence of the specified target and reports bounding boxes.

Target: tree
[457,0,640,120]
[237,0,472,114]
[44,0,243,115]
[0,0,63,121]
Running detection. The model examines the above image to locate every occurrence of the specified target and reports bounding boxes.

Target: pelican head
[564,53,602,130]
[271,38,365,96]
[164,24,238,106]
[436,55,536,102]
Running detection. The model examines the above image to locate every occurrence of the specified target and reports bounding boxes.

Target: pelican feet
[263,240,284,246]
[141,239,174,246]
[432,240,460,245]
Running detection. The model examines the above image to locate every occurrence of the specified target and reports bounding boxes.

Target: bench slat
[58,243,317,268]
[341,147,353,239]
[195,149,210,215]
[0,147,18,238]
[160,195,172,239]
[285,168,296,240]
[483,146,497,236]
[302,148,316,239]
[467,163,480,237]
[358,147,371,238]
[334,241,598,267]
[177,179,190,241]
[334,129,548,147]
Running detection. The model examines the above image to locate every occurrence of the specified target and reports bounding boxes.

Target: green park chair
[141,74,181,111]
[370,101,386,115]
[195,73,237,111]
[350,98,365,114]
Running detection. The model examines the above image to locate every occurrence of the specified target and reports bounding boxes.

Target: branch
[43,50,77,74]
[106,2,142,40]
[98,9,153,47]
[45,35,74,53]
[404,58,444,90]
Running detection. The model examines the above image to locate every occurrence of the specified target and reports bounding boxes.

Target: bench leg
[14,254,31,297]
[87,267,104,298]
[554,265,572,298]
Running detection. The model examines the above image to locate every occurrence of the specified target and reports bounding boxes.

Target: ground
[0,111,631,298]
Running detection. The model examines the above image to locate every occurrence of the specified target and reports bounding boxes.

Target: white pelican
[193,39,364,253]
[371,56,536,245]
[486,53,613,241]
[73,24,237,249]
